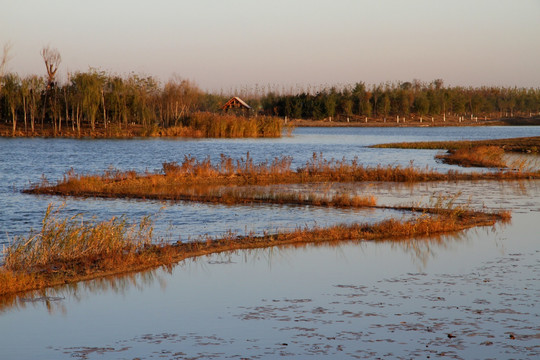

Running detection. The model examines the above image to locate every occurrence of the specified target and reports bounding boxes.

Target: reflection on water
[1,127,540,359]
[0,221,503,314]
[2,208,536,359]
[2,126,540,247]
[0,267,169,315]
[504,152,540,171]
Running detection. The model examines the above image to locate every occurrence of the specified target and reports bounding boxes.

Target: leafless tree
[41,45,61,89]
[0,42,13,93]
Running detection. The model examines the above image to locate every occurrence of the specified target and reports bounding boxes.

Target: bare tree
[41,45,61,89]
[40,46,61,133]
[0,42,13,94]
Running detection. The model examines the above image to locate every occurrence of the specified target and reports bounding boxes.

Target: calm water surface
[0,126,539,359]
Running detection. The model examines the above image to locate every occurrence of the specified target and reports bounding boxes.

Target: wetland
[1,126,539,359]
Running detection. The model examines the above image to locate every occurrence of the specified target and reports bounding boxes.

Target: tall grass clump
[436,146,506,168]
[3,204,153,272]
[0,200,510,297]
[182,112,284,138]
[24,152,540,202]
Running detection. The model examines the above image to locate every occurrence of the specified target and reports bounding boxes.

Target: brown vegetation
[0,112,285,139]
[371,136,540,153]
[436,146,507,168]
[24,153,540,203]
[0,204,511,297]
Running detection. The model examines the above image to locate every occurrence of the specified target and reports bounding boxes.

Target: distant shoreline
[289,116,540,128]
[1,116,539,139]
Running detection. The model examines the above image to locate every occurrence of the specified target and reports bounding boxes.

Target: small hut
[221,96,251,116]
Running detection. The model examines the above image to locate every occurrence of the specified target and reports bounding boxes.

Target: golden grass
[3,204,153,273]
[0,113,286,139]
[371,136,540,153]
[436,146,507,168]
[24,153,540,203]
[140,186,377,208]
[0,203,510,297]
[147,112,285,138]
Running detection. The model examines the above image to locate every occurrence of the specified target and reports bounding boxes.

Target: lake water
[1,126,539,359]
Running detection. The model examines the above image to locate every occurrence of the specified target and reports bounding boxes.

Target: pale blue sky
[2,0,539,91]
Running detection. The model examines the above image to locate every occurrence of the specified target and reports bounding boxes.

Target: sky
[2,0,540,92]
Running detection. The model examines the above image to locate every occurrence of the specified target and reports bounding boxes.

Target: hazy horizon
[2,0,540,91]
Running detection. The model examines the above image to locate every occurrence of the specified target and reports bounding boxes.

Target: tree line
[1,45,540,136]
[254,80,540,121]
[0,45,232,135]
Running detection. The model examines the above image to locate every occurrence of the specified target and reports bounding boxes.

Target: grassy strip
[370,136,540,153]
[27,184,379,209]
[0,205,510,297]
[435,146,507,168]
[23,153,540,201]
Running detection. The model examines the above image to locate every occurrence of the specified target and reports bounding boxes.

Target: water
[2,126,538,245]
[0,126,539,359]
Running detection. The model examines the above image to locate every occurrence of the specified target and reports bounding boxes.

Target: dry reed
[164,112,285,138]
[436,146,507,168]
[3,204,154,273]
[24,153,540,203]
[0,202,510,297]
[371,136,540,153]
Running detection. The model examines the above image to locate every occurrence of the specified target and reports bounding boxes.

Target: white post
[365,117,367,123]
[347,117,350,123]
[397,115,399,123]
[420,116,422,123]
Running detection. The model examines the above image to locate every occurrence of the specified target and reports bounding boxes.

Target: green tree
[72,71,103,131]
[3,73,21,134]
[413,92,429,116]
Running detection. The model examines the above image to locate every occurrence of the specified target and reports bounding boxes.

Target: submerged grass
[0,203,510,297]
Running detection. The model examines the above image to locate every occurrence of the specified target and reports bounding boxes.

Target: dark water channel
[0,126,539,359]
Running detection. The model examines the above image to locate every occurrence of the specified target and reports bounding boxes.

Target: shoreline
[0,208,509,297]
[1,116,539,139]
[289,116,540,128]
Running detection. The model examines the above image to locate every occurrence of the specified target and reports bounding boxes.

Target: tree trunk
[22,96,27,133]
[64,89,70,132]
[11,108,17,136]
[76,104,80,136]
[102,89,107,130]
[41,94,47,131]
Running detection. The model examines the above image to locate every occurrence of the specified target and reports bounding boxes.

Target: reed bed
[194,187,378,207]
[436,146,507,168]
[157,112,285,138]
[24,153,540,202]
[370,136,540,153]
[0,203,510,297]
[3,204,154,273]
